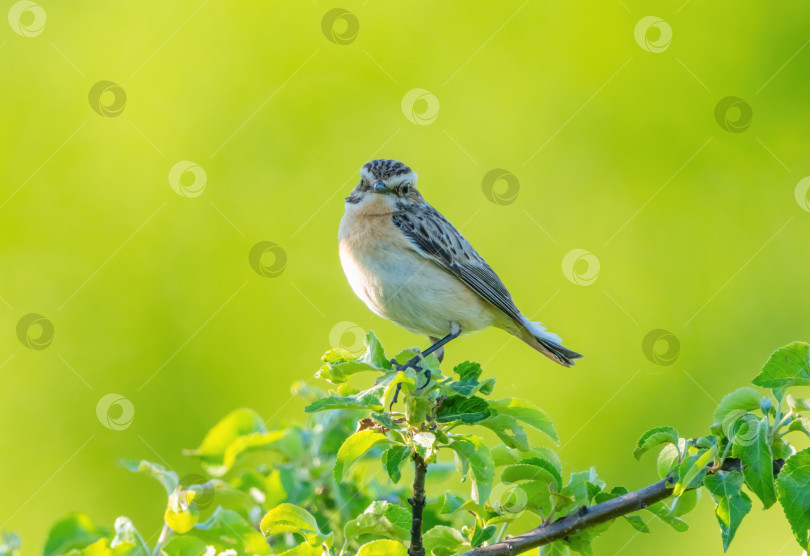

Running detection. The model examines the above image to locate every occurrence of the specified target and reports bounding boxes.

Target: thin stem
[152,523,172,556]
[408,453,428,556]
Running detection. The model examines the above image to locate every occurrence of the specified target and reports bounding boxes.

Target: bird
[338,159,582,383]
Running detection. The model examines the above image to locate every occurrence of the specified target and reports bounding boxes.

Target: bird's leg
[389,382,403,411]
[394,328,462,389]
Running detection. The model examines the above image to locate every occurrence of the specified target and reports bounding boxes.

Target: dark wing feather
[392,204,525,327]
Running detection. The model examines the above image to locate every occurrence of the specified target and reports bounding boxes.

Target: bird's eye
[400,182,410,195]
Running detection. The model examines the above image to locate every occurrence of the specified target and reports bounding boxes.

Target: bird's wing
[391,204,525,326]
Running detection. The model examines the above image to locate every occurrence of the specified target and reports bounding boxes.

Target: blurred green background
[1,0,809,553]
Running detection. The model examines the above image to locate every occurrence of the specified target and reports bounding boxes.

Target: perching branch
[409,453,429,556]
[458,458,786,556]
[458,478,673,556]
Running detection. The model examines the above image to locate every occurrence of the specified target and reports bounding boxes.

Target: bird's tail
[516,320,583,367]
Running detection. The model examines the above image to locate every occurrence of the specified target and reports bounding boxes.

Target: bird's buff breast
[338,207,492,337]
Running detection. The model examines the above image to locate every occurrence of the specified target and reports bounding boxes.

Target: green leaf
[519,457,563,490]
[344,501,411,542]
[44,513,110,556]
[118,459,178,495]
[334,429,388,483]
[0,532,21,556]
[787,394,810,412]
[316,359,381,383]
[423,526,470,554]
[753,342,810,388]
[436,395,491,424]
[161,536,208,556]
[562,468,605,507]
[645,500,689,532]
[478,414,529,451]
[382,445,411,484]
[539,542,571,556]
[713,387,763,424]
[487,398,558,443]
[501,463,558,491]
[623,515,650,533]
[164,488,198,533]
[470,525,496,547]
[360,331,393,369]
[305,383,385,413]
[789,416,810,439]
[111,517,148,556]
[448,435,495,504]
[405,394,431,425]
[412,431,437,459]
[188,408,265,458]
[370,412,401,430]
[356,539,409,556]
[776,448,810,550]
[633,427,679,461]
[447,361,494,397]
[439,491,466,514]
[193,507,271,555]
[731,417,777,508]
[316,332,392,382]
[260,503,332,547]
[669,489,700,518]
[674,449,713,495]
[657,440,685,479]
[704,471,752,551]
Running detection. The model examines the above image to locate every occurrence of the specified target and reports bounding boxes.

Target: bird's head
[345,159,422,206]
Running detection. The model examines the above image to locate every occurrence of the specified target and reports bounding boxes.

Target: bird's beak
[374,181,388,193]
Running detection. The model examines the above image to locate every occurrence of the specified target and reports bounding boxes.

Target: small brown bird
[338,159,582,378]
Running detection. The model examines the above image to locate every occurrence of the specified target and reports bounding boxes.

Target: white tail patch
[523,318,562,345]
